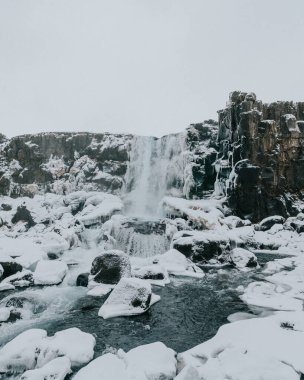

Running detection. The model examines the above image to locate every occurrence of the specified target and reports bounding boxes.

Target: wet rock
[91,250,131,285]
[76,273,89,287]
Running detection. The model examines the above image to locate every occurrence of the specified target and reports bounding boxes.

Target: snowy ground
[1,192,304,379]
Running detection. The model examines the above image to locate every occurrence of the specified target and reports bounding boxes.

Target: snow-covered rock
[255,215,285,231]
[20,357,71,380]
[158,249,204,278]
[34,260,68,285]
[73,353,125,380]
[98,277,160,319]
[74,342,176,380]
[178,311,304,380]
[2,270,34,288]
[132,264,170,286]
[229,248,258,270]
[77,193,123,226]
[0,328,95,374]
[90,250,131,285]
[172,230,230,263]
[119,341,177,380]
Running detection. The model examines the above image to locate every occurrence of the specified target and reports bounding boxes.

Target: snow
[87,284,114,296]
[73,353,126,380]
[132,264,170,286]
[229,247,258,270]
[37,328,95,368]
[20,357,71,380]
[119,342,177,380]
[162,196,225,229]
[0,328,95,374]
[0,307,11,322]
[98,277,160,319]
[74,342,176,380]
[33,260,68,285]
[178,311,304,379]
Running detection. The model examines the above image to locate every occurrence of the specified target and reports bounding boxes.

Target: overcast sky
[0,0,304,138]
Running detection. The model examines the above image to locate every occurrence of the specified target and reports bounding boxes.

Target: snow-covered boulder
[229,248,258,270]
[36,328,95,368]
[119,341,177,380]
[0,263,3,280]
[74,342,176,380]
[77,193,123,226]
[73,353,125,380]
[34,260,68,285]
[158,249,204,278]
[255,215,285,231]
[132,264,170,286]
[178,311,304,379]
[2,270,34,288]
[172,230,230,263]
[20,357,71,380]
[0,329,48,374]
[0,328,95,374]
[98,277,160,319]
[91,250,131,285]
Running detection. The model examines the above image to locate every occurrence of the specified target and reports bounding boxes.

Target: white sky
[0,0,304,138]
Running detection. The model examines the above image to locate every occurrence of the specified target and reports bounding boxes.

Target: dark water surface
[0,252,285,357]
[37,269,255,355]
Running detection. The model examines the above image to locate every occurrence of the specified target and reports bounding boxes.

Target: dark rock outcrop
[216,91,304,221]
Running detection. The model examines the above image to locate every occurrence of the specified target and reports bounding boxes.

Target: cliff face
[217,91,304,221]
[0,125,218,200]
[1,92,303,222]
[0,132,133,197]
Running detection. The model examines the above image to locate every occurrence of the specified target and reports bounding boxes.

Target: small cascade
[108,216,172,258]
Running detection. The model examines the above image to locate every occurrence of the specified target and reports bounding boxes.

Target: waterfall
[123,133,189,217]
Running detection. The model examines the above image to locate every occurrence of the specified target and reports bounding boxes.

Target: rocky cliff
[1,92,304,222]
[0,124,217,202]
[216,91,304,221]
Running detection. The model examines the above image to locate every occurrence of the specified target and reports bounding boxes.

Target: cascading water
[123,132,190,216]
[114,132,191,257]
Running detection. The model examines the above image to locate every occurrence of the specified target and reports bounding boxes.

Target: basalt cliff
[0,91,304,222]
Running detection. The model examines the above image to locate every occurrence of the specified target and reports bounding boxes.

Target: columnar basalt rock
[217,91,304,221]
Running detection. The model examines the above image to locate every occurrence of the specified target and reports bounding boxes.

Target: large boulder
[172,231,230,263]
[98,277,160,319]
[90,250,131,285]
